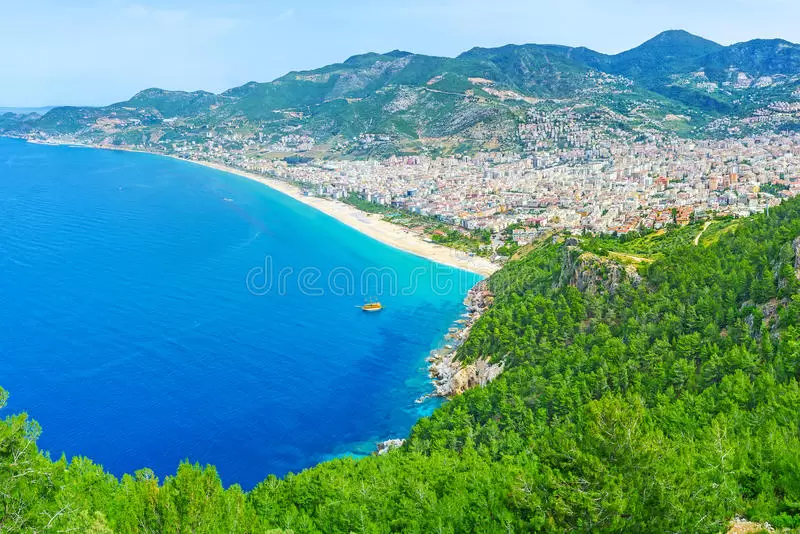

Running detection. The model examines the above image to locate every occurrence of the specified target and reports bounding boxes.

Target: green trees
[4,197,800,531]
[0,388,70,532]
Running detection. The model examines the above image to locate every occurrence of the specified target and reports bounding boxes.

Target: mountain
[596,30,725,81]
[702,39,800,81]
[457,44,596,97]
[120,88,225,117]
[2,30,798,156]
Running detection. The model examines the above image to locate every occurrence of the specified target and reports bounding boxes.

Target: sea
[0,137,480,489]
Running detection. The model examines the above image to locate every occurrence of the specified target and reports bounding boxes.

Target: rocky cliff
[427,281,504,397]
[559,244,642,295]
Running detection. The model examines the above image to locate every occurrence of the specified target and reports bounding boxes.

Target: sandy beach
[25,139,499,276]
[189,159,499,277]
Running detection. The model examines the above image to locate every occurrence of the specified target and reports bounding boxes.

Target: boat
[360,298,383,312]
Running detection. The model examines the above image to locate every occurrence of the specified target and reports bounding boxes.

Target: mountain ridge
[2,30,798,157]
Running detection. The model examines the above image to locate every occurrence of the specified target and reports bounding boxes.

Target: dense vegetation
[5,197,800,532]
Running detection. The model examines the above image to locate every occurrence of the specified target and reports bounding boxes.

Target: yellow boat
[361,299,383,312]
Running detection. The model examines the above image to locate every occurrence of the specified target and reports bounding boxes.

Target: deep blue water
[0,138,479,488]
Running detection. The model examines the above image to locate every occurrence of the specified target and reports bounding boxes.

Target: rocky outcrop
[376,439,405,455]
[560,247,641,295]
[426,281,504,398]
[727,516,774,534]
[430,354,504,396]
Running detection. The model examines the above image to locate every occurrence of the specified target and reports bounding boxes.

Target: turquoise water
[0,138,479,488]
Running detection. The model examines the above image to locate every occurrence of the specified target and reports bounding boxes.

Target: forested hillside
[4,197,800,532]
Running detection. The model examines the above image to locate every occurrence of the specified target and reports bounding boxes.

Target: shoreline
[425,280,503,398]
[187,159,500,276]
[13,136,503,457]
[23,138,499,277]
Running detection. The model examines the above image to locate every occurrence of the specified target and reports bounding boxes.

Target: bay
[0,138,479,488]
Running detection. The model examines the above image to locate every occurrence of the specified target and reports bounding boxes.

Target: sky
[2,0,799,107]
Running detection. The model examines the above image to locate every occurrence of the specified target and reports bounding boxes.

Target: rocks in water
[379,281,501,448]
[427,280,504,397]
[376,439,405,455]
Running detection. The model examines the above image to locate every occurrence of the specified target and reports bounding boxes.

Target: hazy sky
[2,0,798,107]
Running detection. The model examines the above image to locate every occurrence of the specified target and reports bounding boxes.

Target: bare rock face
[451,359,505,395]
[448,366,473,396]
[376,439,406,455]
[426,280,503,398]
[431,354,504,397]
[727,516,774,534]
[564,250,639,295]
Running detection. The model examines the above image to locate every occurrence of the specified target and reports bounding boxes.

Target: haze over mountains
[0,106,55,115]
[2,30,798,156]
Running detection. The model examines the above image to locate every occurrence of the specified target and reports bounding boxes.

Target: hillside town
[172,129,800,253]
[14,96,800,258]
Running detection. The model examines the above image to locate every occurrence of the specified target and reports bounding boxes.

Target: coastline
[24,138,499,277]
[425,280,503,398]
[186,159,500,277]
[14,136,504,457]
